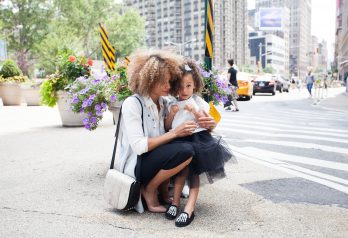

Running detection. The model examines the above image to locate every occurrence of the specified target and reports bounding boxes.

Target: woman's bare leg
[142,157,192,213]
[183,174,200,216]
[171,166,190,207]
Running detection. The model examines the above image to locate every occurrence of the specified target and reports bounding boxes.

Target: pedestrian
[296,77,302,92]
[306,71,315,97]
[164,59,232,227]
[225,59,239,111]
[117,49,198,214]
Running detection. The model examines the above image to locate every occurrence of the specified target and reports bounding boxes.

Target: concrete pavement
[1,87,348,237]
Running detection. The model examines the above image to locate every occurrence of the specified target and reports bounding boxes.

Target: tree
[106,9,145,57]
[54,0,119,56]
[0,0,54,76]
[263,65,275,74]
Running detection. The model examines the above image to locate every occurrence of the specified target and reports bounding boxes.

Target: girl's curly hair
[127,49,184,96]
[169,59,204,96]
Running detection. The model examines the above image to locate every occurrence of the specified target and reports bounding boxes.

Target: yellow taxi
[237,72,255,100]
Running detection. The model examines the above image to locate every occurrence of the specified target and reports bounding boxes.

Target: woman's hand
[197,111,216,131]
[172,121,197,137]
[184,104,196,114]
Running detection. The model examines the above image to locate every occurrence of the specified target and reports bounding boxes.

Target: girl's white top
[169,94,210,133]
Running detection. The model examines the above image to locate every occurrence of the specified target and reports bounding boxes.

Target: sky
[247,0,336,61]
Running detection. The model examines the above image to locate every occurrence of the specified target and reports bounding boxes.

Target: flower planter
[57,91,86,127]
[21,86,41,106]
[108,100,122,125]
[0,83,22,106]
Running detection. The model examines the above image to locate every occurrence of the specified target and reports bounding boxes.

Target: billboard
[259,8,283,31]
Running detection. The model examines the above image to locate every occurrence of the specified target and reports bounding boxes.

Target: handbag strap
[110,96,144,182]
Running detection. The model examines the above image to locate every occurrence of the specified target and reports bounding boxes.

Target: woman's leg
[159,179,172,204]
[142,157,192,213]
[183,174,200,215]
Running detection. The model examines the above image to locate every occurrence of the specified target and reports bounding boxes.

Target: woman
[114,49,216,215]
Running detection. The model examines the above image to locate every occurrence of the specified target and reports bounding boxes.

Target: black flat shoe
[175,211,195,227]
[165,205,178,220]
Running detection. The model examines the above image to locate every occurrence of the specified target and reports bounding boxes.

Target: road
[0,87,347,237]
[216,87,348,210]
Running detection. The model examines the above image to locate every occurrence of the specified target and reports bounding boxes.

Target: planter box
[57,91,86,127]
[108,101,122,125]
[21,86,41,106]
[0,83,22,106]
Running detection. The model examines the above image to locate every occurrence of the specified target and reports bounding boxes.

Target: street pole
[259,43,262,69]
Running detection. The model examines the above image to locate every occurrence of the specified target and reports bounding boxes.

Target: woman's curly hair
[170,58,204,96]
[127,49,184,96]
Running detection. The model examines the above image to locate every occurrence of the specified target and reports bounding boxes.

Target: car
[237,72,254,100]
[253,75,276,95]
[271,75,291,93]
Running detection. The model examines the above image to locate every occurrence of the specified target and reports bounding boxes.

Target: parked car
[281,76,291,92]
[253,75,276,95]
[237,72,254,100]
[271,75,285,93]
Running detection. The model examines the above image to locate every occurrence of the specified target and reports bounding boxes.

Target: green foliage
[263,65,275,74]
[0,0,54,75]
[0,75,28,84]
[0,60,22,78]
[109,63,133,101]
[107,10,145,56]
[40,75,60,107]
[240,64,254,73]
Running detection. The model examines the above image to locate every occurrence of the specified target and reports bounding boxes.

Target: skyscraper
[124,0,249,68]
[255,0,312,78]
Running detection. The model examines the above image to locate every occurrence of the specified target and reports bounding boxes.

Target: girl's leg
[183,174,200,215]
[142,157,192,213]
[159,179,172,204]
[171,166,190,207]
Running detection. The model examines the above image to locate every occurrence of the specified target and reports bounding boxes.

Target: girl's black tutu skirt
[172,130,235,184]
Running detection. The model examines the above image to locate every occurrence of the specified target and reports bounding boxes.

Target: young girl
[164,59,233,227]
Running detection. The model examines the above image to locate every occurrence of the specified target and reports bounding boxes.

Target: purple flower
[83,117,89,125]
[91,79,101,85]
[89,94,96,100]
[202,71,210,78]
[87,99,93,106]
[101,102,107,109]
[82,99,88,108]
[77,76,87,82]
[88,112,93,117]
[110,94,117,102]
[79,88,89,95]
[72,95,79,104]
[90,117,97,124]
[96,110,103,116]
[85,123,91,130]
[95,104,101,111]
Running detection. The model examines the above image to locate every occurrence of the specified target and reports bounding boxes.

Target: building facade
[249,32,287,75]
[254,0,311,79]
[124,0,249,68]
[335,0,348,91]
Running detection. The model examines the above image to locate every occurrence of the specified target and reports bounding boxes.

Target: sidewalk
[319,91,348,112]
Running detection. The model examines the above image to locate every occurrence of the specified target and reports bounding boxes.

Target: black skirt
[172,130,234,184]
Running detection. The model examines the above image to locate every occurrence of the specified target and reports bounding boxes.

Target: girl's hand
[172,121,197,137]
[184,104,196,114]
[170,105,179,115]
[197,111,216,131]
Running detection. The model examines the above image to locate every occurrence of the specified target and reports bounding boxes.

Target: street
[1,87,348,237]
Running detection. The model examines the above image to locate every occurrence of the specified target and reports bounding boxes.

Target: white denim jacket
[114,95,167,213]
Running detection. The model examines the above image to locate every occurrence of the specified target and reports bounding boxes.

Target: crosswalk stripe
[289,108,348,117]
[230,146,348,195]
[219,122,348,139]
[226,145,348,172]
[217,127,348,144]
[219,117,348,134]
[243,139,348,155]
